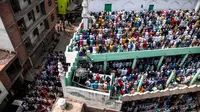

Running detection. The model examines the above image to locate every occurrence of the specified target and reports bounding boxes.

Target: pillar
[195,0,200,13]
[132,59,137,70]
[190,69,200,85]
[82,0,89,30]
[157,56,164,70]
[137,73,145,92]
[104,61,107,73]
[110,73,115,96]
[180,54,188,67]
[166,70,175,87]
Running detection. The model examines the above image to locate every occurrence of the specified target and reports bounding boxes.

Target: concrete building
[87,0,199,12]
[0,0,57,110]
[62,0,200,111]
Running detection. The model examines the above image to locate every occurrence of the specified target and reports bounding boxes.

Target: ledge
[87,47,200,62]
[14,0,44,21]
[121,85,200,101]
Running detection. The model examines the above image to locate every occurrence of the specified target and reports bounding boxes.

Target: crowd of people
[74,62,112,92]
[85,73,112,92]
[72,9,200,56]
[82,54,200,96]
[112,54,200,96]
[121,93,198,112]
[22,51,67,111]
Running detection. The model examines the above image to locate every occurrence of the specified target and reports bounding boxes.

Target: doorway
[148,4,154,11]
[104,4,112,12]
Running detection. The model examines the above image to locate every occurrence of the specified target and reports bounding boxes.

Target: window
[36,6,40,13]
[24,37,33,52]
[33,28,39,36]
[48,0,52,6]
[51,14,54,21]
[40,22,43,26]
[28,11,33,20]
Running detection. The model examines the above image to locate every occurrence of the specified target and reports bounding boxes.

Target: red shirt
[96,74,100,81]
[79,40,83,46]
[143,41,147,48]
[120,90,125,95]
[81,24,84,29]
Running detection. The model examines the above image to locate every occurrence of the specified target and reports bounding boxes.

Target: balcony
[21,15,46,41]
[29,28,49,55]
[6,58,22,81]
[14,0,44,21]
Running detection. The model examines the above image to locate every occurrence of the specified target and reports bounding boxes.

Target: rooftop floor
[0,49,16,71]
[52,98,84,112]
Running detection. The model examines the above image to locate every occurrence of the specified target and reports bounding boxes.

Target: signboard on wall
[0,81,8,104]
[58,0,68,14]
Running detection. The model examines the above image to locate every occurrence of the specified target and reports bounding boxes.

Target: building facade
[0,0,57,110]
[88,0,198,12]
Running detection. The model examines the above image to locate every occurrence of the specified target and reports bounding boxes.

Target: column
[157,56,164,70]
[166,70,175,87]
[132,59,137,70]
[110,73,115,96]
[180,54,188,67]
[195,0,200,13]
[82,0,89,30]
[137,73,145,92]
[190,69,200,85]
[104,61,107,73]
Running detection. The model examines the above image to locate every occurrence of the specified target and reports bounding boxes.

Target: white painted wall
[24,13,34,29]
[33,6,42,20]
[88,0,198,12]
[18,0,29,10]
[0,81,8,104]
[65,86,110,102]
[27,21,45,44]
[0,18,14,51]
[28,28,38,44]
[37,22,45,34]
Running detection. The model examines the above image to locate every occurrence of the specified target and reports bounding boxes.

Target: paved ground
[54,18,81,52]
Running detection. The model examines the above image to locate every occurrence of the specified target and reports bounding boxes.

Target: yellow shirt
[135,18,138,22]
[122,38,126,44]
[162,36,165,41]
[128,32,132,38]
[132,28,135,32]
[110,45,113,51]
[96,46,99,52]
[130,37,134,42]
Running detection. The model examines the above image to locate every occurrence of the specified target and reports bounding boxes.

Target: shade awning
[67,3,78,11]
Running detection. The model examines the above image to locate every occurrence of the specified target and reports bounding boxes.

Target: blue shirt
[92,82,98,89]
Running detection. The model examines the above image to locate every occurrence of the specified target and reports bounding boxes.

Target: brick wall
[44,0,56,15]
[0,1,15,27]
[0,1,28,65]
[46,8,57,29]
[0,72,12,90]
